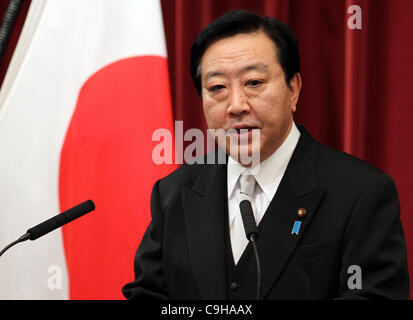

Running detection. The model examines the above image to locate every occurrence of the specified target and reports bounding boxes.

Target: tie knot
[239,174,256,196]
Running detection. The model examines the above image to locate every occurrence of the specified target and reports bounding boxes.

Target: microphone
[239,200,258,241]
[239,199,261,300]
[26,200,95,240]
[0,200,95,258]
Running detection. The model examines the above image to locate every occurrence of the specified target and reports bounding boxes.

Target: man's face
[200,31,301,164]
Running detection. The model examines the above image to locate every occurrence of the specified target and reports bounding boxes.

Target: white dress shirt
[227,122,301,228]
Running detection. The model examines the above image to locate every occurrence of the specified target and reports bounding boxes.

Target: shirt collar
[227,122,301,200]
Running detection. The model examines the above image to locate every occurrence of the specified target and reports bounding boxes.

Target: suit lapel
[257,181,325,298]
[181,161,228,299]
[257,126,326,299]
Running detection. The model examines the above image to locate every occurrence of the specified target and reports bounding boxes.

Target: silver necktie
[230,174,256,264]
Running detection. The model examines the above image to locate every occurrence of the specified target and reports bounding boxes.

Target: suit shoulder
[155,162,204,201]
[157,151,225,189]
[160,162,203,185]
[316,142,385,185]
[314,142,400,218]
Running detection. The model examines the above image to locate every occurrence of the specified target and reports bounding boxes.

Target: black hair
[190,9,300,96]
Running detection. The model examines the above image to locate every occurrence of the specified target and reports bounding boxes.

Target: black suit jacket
[122,125,409,299]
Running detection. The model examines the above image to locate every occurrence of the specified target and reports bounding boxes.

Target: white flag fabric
[0,0,175,299]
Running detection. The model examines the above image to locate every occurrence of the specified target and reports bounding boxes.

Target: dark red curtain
[161,0,413,298]
[1,0,412,297]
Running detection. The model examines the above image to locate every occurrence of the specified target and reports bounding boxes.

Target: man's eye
[209,85,225,92]
[246,80,263,87]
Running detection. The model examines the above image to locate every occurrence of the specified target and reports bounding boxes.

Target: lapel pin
[291,220,302,235]
[297,208,307,219]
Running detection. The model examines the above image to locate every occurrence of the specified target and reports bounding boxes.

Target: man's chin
[226,145,261,167]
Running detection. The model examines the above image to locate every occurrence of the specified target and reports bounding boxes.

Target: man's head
[191,9,302,164]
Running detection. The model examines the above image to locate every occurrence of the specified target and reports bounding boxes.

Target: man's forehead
[200,32,278,78]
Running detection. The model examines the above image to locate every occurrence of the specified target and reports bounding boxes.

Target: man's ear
[289,73,302,113]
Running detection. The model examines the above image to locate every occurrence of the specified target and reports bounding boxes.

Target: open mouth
[226,127,260,142]
[230,126,260,134]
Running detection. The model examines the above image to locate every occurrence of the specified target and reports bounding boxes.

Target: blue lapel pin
[291,221,302,235]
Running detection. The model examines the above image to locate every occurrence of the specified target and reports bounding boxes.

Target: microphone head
[239,199,258,241]
[26,199,95,240]
[83,199,95,211]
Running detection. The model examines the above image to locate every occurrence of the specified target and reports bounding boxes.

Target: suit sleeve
[122,180,168,300]
[336,173,409,299]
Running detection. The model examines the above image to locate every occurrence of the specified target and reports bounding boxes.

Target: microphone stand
[240,199,261,300]
[249,234,261,300]
[0,233,29,258]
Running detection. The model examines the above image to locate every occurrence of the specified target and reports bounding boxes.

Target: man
[122,9,409,299]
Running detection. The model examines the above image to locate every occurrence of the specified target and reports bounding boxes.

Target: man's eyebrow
[204,63,270,83]
[204,71,226,83]
[242,63,269,73]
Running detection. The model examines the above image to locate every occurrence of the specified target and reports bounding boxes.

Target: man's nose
[227,87,250,116]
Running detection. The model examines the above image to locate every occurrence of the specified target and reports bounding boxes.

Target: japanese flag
[0,0,176,299]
